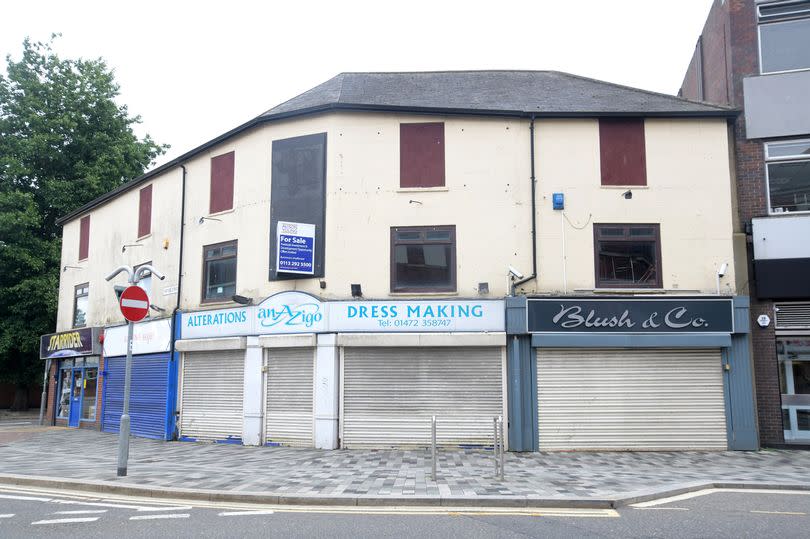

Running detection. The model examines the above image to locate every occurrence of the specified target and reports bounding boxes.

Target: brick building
[680,0,810,446]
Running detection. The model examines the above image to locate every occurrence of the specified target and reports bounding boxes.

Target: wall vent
[775,302,810,329]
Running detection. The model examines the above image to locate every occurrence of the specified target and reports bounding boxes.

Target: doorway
[57,360,98,428]
[778,338,810,442]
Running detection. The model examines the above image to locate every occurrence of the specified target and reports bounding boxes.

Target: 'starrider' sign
[39,327,102,359]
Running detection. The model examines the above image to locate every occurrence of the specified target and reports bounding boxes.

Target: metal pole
[493,416,499,476]
[498,416,505,481]
[117,320,134,476]
[431,415,437,481]
[38,359,51,426]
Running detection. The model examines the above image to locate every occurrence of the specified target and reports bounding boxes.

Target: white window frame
[757,1,810,75]
[778,336,810,441]
[764,138,810,215]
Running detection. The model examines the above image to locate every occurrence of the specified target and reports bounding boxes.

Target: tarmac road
[0,484,808,538]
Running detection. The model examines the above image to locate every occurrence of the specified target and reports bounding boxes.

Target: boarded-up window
[400,123,445,188]
[79,215,90,261]
[138,184,152,238]
[599,119,647,186]
[210,151,235,213]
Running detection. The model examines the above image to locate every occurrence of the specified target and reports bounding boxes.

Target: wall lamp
[62,265,82,272]
[121,243,142,253]
[198,216,222,225]
[232,294,254,305]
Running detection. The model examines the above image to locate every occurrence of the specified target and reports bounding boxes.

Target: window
[391,226,455,292]
[758,1,810,73]
[400,123,445,188]
[210,151,235,214]
[202,240,237,302]
[777,337,810,438]
[599,118,647,186]
[766,140,810,213]
[78,215,90,260]
[73,283,89,328]
[138,184,152,238]
[594,224,662,288]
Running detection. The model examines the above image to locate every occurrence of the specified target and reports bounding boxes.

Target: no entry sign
[119,285,150,322]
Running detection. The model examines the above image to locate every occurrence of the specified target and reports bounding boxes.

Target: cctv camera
[622,190,633,200]
[508,266,524,280]
[717,263,728,277]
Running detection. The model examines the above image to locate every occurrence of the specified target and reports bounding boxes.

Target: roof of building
[57,70,735,225]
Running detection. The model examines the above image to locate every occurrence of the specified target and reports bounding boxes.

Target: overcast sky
[2,0,712,170]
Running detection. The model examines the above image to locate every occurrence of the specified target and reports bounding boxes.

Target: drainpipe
[511,115,538,295]
[167,165,187,439]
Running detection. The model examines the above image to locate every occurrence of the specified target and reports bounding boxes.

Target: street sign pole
[117,319,134,476]
[105,264,165,478]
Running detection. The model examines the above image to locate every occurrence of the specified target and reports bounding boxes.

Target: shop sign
[181,306,252,339]
[276,221,315,275]
[39,327,100,359]
[104,318,172,356]
[329,300,505,333]
[255,291,326,334]
[527,298,734,334]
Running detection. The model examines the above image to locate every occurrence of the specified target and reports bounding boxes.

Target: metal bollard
[498,416,505,481]
[431,415,437,481]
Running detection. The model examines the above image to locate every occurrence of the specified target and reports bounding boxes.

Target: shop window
[765,139,810,213]
[57,368,71,419]
[79,215,90,260]
[202,240,237,302]
[210,151,235,214]
[758,1,810,73]
[138,184,152,238]
[776,337,810,437]
[73,283,89,328]
[81,368,98,421]
[599,118,647,187]
[390,225,455,292]
[594,224,662,288]
[400,123,445,188]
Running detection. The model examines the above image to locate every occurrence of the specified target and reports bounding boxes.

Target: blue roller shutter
[102,353,171,440]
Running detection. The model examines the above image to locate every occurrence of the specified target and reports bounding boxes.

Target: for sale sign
[276,221,315,275]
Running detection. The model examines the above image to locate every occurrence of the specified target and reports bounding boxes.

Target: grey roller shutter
[342,347,503,449]
[264,348,314,447]
[537,348,727,451]
[179,350,244,442]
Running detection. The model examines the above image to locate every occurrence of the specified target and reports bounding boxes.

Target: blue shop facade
[505,296,758,451]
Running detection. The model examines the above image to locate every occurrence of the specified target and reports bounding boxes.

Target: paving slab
[0,427,809,507]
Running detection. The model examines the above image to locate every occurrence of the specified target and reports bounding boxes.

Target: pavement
[0,418,809,508]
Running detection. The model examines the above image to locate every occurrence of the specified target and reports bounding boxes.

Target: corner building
[46,71,755,451]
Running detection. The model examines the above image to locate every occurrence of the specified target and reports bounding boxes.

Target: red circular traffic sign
[119,285,150,322]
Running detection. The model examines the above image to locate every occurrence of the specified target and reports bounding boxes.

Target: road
[0,485,808,538]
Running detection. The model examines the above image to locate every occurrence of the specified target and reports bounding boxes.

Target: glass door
[778,338,810,441]
[68,369,83,428]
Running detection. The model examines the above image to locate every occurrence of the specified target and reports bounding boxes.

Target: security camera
[622,190,633,200]
[717,263,728,277]
[508,266,524,280]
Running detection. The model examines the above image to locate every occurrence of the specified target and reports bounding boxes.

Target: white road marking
[130,513,190,521]
[633,488,810,508]
[0,514,15,518]
[54,509,108,515]
[750,510,806,516]
[632,507,690,511]
[136,505,193,512]
[52,498,182,510]
[32,517,100,525]
[0,494,51,502]
[218,510,276,516]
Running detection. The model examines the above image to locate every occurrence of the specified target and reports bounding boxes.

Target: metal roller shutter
[537,348,727,451]
[342,347,503,448]
[179,350,244,442]
[102,353,170,440]
[264,348,315,447]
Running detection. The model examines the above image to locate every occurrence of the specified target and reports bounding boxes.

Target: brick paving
[0,426,809,500]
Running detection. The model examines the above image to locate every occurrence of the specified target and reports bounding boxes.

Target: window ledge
[199,299,237,307]
[389,291,459,297]
[573,288,701,295]
[600,185,649,189]
[768,210,810,217]
[396,187,449,193]
[208,208,235,218]
[136,233,152,241]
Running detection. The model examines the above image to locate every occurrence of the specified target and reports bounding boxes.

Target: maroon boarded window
[138,184,152,238]
[210,151,235,213]
[79,215,90,261]
[599,119,647,186]
[400,123,445,188]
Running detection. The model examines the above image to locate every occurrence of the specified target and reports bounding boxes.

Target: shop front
[40,327,103,428]
[505,296,758,452]
[175,292,506,449]
[101,317,177,440]
[774,302,810,443]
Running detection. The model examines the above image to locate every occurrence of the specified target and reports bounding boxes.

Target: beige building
[47,71,756,452]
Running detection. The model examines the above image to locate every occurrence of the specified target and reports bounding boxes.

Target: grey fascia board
[531,333,733,348]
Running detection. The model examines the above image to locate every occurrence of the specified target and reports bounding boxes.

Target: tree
[0,36,167,409]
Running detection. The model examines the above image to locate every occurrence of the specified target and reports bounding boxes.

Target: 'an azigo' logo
[257,303,323,328]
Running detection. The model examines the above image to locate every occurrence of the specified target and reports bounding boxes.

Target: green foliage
[0,36,166,391]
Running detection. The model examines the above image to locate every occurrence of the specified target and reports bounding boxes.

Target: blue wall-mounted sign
[552,193,564,210]
[276,221,316,275]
